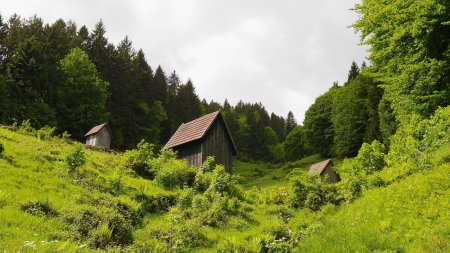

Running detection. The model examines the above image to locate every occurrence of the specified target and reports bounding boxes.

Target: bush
[155,159,196,189]
[339,140,386,177]
[20,200,58,217]
[62,205,133,248]
[290,174,341,211]
[194,170,213,192]
[135,193,177,213]
[36,126,56,140]
[266,187,290,205]
[16,120,36,135]
[148,220,208,250]
[65,144,86,172]
[201,156,216,173]
[207,165,232,195]
[124,140,155,179]
[357,140,386,174]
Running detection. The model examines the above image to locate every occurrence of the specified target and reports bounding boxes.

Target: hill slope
[0,111,449,252]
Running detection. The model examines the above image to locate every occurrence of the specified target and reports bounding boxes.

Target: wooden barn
[164,110,237,173]
[85,123,111,149]
[308,159,340,183]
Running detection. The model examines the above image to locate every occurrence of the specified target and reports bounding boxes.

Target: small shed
[308,159,340,183]
[164,110,237,173]
[85,123,111,149]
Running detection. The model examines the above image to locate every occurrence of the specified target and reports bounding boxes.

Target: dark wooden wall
[322,164,340,183]
[201,117,233,173]
[173,116,234,173]
[174,141,203,168]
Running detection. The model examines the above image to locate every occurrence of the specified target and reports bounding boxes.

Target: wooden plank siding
[85,126,111,149]
[201,117,233,173]
[174,141,203,168]
[164,111,237,174]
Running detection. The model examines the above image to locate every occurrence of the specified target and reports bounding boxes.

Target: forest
[0,0,449,252]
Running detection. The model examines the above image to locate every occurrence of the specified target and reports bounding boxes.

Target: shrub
[178,188,195,210]
[201,156,216,173]
[266,187,290,205]
[339,140,386,177]
[148,220,208,250]
[357,140,386,174]
[124,140,155,179]
[62,131,71,140]
[208,165,232,195]
[155,159,196,189]
[135,193,177,213]
[62,205,133,248]
[194,170,213,192]
[16,120,36,135]
[65,144,86,172]
[20,200,58,217]
[36,126,56,140]
[290,174,341,211]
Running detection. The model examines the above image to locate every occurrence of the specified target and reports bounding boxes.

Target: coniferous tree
[270,113,286,142]
[286,111,297,135]
[346,61,360,84]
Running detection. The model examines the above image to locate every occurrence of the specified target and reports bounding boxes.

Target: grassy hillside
[0,106,448,253]
[298,163,450,252]
[0,126,305,252]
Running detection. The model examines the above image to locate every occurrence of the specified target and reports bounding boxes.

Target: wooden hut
[85,123,111,149]
[164,110,237,173]
[308,159,340,183]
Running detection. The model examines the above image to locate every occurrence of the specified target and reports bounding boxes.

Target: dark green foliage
[135,193,178,213]
[0,143,3,155]
[285,111,297,135]
[303,87,337,156]
[20,200,58,217]
[59,47,109,140]
[65,144,86,172]
[346,61,360,84]
[333,74,382,156]
[284,126,306,161]
[378,96,398,146]
[270,113,286,142]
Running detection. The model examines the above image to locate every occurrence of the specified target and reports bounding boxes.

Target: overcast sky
[0,0,368,122]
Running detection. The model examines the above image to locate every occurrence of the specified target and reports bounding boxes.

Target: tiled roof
[85,123,109,137]
[164,110,237,154]
[164,111,220,149]
[308,159,333,175]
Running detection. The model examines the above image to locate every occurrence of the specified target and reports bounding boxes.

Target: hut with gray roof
[308,159,340,183]
[85,123,111,149]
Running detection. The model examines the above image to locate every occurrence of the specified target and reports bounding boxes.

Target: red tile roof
[164,110,236,153]
[85,123,109,137]
[308,159,333,175]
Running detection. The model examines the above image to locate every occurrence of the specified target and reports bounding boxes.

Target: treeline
[287,0,450,160]
[283,62,384,160]
[0,14,294,159]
